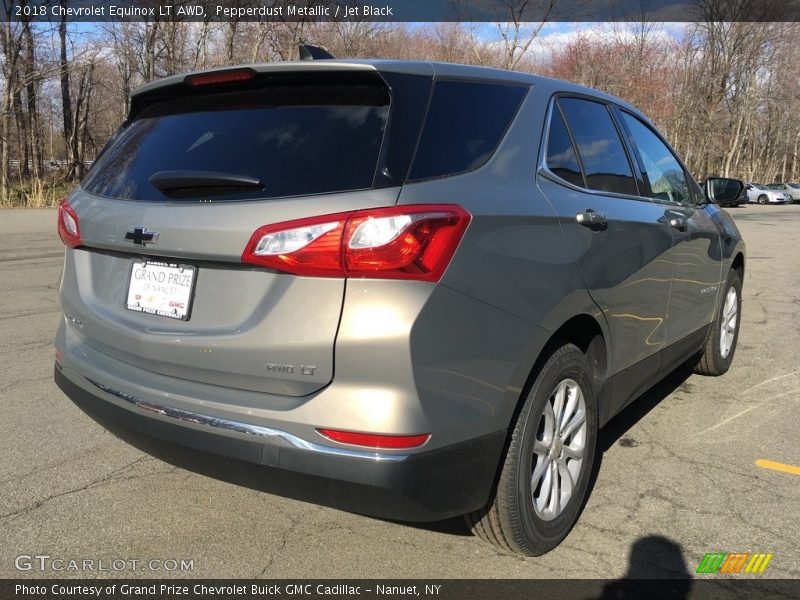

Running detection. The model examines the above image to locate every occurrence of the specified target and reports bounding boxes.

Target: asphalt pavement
[1,204,798,579]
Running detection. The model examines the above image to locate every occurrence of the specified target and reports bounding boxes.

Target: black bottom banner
[2,579,797,600]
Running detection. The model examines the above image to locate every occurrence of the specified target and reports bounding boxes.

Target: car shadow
[598,363,694,452]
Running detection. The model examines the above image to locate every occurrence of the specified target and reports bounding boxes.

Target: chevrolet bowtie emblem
[125,226,160,246]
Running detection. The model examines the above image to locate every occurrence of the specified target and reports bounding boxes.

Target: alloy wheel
[720,287,738,359]
[531,378,587,521]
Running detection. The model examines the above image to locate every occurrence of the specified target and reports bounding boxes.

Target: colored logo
[696,552,773,574]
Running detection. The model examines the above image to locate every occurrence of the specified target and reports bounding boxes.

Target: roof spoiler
[298,44,335,61]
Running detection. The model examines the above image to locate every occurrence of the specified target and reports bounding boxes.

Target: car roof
[131,59,645,120]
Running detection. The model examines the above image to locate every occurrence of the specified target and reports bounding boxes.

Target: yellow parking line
[756,459,800,476]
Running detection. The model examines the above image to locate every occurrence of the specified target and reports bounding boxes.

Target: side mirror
[705,177,745,205]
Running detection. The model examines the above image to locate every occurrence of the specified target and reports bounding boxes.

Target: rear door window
[409,80,527,181]
[83,83,390,202]
[557,97,638,197]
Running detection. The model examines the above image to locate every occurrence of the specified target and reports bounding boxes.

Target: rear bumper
[55,364,505,522]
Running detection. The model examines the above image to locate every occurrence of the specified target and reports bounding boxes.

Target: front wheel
[758,194,768,204]
[694,269,742,376]
[466,343,598,556]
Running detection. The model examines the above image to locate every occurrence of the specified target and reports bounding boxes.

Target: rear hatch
[61,65,431,397]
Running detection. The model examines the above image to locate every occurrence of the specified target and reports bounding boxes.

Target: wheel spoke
[532,454,549,484]
[557,459,575,501]
[548,461,560,516]
[560,384,578,434]
[534,439,549,455]
[724,292,735,316]
[561,405,586,439]
[552,382,567,430]
[543,400,556,443]
[535,458,553,512]
[562,442,584,460]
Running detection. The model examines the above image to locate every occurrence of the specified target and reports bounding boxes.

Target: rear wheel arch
[547,314,607,390]
[498,313,608,480]
[468,333,603,554]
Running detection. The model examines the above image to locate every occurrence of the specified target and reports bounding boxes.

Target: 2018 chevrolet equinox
[54,58,745,556]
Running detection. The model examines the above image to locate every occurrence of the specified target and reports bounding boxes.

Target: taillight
[242,205,470,282]
[57,197,81,248]
[316,429,431,450]
[185,68,255,87]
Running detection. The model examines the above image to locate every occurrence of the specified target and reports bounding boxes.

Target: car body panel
[61,187,400,397]
[663,204,722,345]
[54,58,745,523]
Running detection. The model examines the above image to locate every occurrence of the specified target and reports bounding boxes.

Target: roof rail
[298,44,335,61]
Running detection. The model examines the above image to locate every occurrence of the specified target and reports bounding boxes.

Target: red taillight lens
[242,213,350,277]
[316,429,431,449]
[242,205,470,282]
[57,197,81,248]
[185,68,255,87]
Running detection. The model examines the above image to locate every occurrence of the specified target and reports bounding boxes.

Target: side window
[409,80,527,181]
[545,105,584,187]
[620,112,691,205]
[557,97,638,197]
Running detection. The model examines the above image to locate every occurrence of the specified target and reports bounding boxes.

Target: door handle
[669,215,688,231]
[576,209,607,231]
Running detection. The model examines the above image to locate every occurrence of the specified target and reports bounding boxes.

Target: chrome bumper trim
[85,377,408,463]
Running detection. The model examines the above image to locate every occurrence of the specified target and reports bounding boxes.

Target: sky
[466,21,689,63]
[50,20,691,66]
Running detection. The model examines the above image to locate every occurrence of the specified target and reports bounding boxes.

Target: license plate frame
[125,260,197,321]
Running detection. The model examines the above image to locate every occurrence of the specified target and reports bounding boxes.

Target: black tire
[758,194,768,205]
[694,269,742,376]
[466,344,598,556]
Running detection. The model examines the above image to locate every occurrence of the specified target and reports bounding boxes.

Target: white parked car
[745,182,791,204]
[767,182,800,203]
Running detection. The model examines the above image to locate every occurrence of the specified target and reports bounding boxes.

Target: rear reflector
[185,68,255,87]
[317,429,431,449]
[242,204,470,282]
[57,197,81,248]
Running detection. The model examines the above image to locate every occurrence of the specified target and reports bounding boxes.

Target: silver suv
[54,59,745,556]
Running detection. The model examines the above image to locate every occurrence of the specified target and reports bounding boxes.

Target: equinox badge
[125,226,160,246]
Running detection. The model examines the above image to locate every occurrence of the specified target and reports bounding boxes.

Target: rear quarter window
[409,80,527,181]
[545,105,584,187]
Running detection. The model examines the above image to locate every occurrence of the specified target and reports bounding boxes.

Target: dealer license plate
[126,260,196,321]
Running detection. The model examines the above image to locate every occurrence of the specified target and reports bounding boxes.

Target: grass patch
[1,176,76,208]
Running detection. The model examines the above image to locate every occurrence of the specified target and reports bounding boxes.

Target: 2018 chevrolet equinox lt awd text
[54,57,745,556]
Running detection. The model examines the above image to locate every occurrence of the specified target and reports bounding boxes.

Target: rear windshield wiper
[149,170,263,195]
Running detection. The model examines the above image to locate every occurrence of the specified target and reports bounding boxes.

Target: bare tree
[0,0,24,201]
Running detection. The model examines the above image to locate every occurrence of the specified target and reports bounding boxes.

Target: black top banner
[4,0,800,23]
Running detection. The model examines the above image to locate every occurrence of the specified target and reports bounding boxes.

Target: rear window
[409,80,527,181]
[83,83,390,201]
